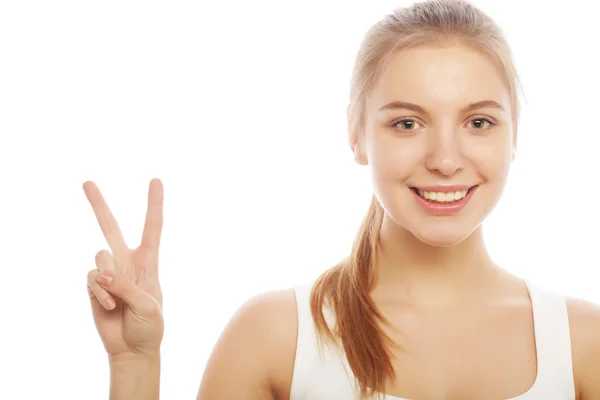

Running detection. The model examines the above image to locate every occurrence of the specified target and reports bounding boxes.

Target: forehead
[368,44,511,112]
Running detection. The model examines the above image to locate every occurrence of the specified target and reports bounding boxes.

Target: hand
[83,178,165,360]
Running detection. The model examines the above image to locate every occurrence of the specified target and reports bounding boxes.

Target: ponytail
[310,195,394,398]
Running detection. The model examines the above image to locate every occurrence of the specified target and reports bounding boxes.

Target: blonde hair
[310,0,523,398]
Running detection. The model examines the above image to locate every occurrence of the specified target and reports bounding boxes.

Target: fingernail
[97,273,113,286]
[106,297,116,309]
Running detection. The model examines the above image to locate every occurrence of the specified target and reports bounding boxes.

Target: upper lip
[411,185,476,192]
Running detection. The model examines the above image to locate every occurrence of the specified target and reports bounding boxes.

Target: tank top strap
[290,283,314,399]
[524,280,575,397]
[290,281,358,399]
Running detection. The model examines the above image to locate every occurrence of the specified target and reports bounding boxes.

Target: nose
[424,128,462,176]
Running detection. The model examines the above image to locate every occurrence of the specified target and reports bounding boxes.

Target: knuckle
[95,250,115,270]
[95,249,111,263]
[87,269,98,280]
[143,299,162,316]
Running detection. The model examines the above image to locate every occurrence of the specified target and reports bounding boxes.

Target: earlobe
[512,127,518,160]
[353,142,368,166]
[352,143,360,163]
[348,108,368,165]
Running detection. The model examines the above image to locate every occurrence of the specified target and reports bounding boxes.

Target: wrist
[109,351,161,367]
[109,352,160,400]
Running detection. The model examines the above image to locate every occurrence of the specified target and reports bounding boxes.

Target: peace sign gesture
[83,178,165,360]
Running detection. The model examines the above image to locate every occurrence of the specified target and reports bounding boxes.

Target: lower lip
[410,186,477,214]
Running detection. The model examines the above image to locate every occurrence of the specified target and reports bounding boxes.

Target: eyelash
[392,117,496,132]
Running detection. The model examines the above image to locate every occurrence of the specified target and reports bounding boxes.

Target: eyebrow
[378,99,505,115]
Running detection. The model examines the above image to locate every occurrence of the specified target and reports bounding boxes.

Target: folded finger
[95,268,160,317]
[87,269,116,310]
[95,249,116,272]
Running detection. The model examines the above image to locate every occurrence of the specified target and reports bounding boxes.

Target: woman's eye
[394,119,421,131]
[392,118,494,131]
[469,118,493,130]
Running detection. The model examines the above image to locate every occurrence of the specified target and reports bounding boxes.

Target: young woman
[83,0,600,399]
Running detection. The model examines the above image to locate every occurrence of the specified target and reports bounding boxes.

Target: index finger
[82,181,130,259]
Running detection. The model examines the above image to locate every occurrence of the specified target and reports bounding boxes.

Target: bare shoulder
[197,288,299,400]
[565,296,600,399]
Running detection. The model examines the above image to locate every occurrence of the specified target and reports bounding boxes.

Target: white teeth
[417,189,469,202]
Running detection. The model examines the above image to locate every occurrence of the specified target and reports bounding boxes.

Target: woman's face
[354,43,515,247]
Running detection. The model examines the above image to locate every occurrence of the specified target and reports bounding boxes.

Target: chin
[410,225,477,248]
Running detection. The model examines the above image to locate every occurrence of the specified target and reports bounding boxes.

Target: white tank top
[289,280,575,400]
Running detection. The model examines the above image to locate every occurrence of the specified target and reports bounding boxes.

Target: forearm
[109,353,160,400]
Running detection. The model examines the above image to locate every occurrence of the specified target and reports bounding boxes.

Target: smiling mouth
[410,186,477,203]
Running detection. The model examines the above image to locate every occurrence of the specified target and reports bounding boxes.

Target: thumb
[96,269,160,316]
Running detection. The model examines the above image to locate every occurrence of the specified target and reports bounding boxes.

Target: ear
[511,126,518,162]
[350,136,368,166]
[347,104,368,166]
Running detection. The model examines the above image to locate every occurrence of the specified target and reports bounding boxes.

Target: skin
[84,179,164,399]
[85,44,600,400]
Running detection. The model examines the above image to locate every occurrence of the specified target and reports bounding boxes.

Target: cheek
[366,133,424,180]
[473,143,512,171]
[465,140,512,182]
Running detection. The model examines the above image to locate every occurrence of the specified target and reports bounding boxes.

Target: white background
[1,0,599,398]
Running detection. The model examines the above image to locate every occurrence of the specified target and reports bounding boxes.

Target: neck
[372,215,501,307]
